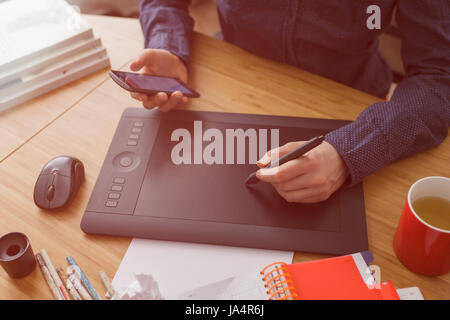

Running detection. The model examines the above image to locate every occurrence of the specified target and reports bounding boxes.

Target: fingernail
[257,154,271,166]
[173,91,182,99]
[158,93,168,102]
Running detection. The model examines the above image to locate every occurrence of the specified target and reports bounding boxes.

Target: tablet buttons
[113,177,125,184]
[104,119,145,210]
[107,179,125,208]
[108,193,120,199]
[128,120,144,147]
[105,201,117,207]
[127,140,138,146]
[111,185,123,191]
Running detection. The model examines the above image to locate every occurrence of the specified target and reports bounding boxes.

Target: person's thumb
[130,50,152,71]
[256,141,305,168]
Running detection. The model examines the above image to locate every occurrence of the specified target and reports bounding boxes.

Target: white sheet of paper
[177,274,268,300]
[112,238,293,299]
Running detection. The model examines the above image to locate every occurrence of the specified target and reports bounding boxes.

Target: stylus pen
[245,135,326,185]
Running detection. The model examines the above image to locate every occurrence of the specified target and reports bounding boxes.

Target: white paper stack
[0,0,110,112]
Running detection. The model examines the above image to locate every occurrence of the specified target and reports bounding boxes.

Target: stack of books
[0,0,110,112]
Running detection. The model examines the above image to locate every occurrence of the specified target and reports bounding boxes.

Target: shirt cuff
[325,113,391,186]
[145,32,190,68]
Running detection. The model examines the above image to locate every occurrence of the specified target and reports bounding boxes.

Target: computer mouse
[33,155,85,210]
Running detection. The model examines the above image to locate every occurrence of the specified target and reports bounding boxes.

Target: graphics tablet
[81,108,368,255]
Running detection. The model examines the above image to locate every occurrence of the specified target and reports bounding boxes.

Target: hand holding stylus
[129,48,189,112]
[254,138,349,203]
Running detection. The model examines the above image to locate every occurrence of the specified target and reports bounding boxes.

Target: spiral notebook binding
[260,262,299,300]
[267,278,294,293]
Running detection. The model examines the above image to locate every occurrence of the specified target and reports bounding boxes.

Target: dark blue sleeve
[139,0,194,66]
[325,0,450,186]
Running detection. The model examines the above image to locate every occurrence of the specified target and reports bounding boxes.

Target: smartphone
[109,70,200,98]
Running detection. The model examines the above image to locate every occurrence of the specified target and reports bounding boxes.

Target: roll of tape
[0,232,36,278]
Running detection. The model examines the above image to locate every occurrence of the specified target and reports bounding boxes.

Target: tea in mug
[412,196,450,231]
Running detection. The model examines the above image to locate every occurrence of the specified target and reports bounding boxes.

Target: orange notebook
[178,251,400,300]
[260,252,399,300]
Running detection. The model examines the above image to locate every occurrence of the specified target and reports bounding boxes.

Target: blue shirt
[139,0,450,185]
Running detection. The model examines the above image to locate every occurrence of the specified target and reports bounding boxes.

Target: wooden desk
[0,15,448,300]
[0,15,143,162]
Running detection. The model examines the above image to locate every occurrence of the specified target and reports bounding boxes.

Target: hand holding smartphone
[123,49,194,111]
[109,70,200,98]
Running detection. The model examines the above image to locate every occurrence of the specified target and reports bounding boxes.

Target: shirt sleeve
[139,0,194,66]
[325,0,450,186]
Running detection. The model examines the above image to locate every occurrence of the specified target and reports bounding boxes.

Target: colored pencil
[56,266,81,300]
[67,265,92,300]
[40,249,69,300]
[66,256,102,300]
[35,253,63,300]
[99,270,115,298]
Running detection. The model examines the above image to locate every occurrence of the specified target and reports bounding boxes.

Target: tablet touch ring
[112,152,140,172]
[120,157,133,167]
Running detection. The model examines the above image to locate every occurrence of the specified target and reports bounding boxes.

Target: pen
[245,135,326,185]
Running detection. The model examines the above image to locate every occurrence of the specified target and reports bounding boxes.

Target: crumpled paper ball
[112,273,164,300]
